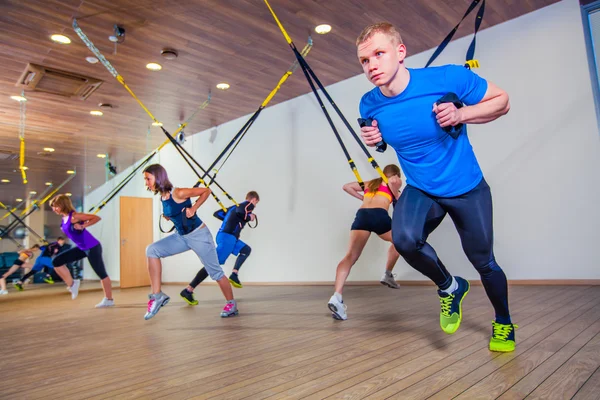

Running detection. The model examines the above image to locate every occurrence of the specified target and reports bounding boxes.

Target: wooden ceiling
[0,0,559,208]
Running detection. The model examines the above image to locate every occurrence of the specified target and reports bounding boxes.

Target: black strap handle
[159,214,176,233]
[357,118,387,153]
[436,92,465,139]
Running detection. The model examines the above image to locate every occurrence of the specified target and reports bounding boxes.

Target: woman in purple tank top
[49,194,114,308]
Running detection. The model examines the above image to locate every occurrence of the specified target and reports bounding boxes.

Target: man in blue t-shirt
[354,22,515,352]
[180,191,259,305]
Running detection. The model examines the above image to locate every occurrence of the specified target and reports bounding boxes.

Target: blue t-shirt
[359,65,488,197]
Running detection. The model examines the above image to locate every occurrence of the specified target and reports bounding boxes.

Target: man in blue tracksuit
[180,191,259,304]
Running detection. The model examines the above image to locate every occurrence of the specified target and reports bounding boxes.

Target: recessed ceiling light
[45,182,52,186]
[10,95,27,102]
[315,24,332,34]
[16,198,23,202]
[216,83,230,90]
[50,34,71,44]
[66,170,75,174]
[43,147,55,152]
[90,110,103,116]
[86,56,99,64]
[66,193,72,197]
[29,191,37,195]
[146,63,162,71]
[97,154,107,158]
[1,179,9,183]
[161,49,178,60]
[152,121,163,127]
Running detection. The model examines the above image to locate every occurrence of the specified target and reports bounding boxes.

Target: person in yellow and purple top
[0,245,39,295]
[328,165,402,321]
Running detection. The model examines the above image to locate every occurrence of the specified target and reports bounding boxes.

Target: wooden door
[120,197,153,288]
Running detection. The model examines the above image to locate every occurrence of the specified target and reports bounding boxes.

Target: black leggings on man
[392,178,510,324]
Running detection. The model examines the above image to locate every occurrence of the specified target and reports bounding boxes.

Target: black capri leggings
[52,243,108,280]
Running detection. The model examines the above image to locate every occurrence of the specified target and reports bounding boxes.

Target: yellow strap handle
[263,0,293,44]
[198,180,228,212]
[465,59,480,69]
[116,75,160,124]
[367,157,389,185]
[262,71,292,107]
[19,137,27,184]
[259,40,312,108]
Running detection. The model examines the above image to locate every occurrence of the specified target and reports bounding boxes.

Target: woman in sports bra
[142,163,237,320]
[328,164,403,320]
[49,194,114,308]
[0,245,39,295]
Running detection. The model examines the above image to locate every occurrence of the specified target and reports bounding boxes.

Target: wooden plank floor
[1,283,600,399]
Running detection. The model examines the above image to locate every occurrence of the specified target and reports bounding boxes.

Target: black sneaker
[179,288,198,306]
[229,273,243,288]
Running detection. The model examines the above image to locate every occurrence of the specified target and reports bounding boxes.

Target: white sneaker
[328,295,347,320]
[95,297,115,308]
[0,289,8,295]
[380,271,400,289]
[69,279,81,300]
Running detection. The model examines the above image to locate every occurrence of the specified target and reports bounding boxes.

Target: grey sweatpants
[146,225,224,281]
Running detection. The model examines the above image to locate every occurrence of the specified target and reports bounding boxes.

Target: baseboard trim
[163,279,600,287]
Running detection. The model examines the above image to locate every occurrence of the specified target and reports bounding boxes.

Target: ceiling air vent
[16,63,104,100]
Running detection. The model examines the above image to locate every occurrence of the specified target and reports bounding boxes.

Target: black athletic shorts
[350,208,392,235]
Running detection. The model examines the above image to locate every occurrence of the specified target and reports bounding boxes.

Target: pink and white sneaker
[220,300,238,318]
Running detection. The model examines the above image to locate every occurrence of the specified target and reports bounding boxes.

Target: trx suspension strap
[18,90,27,184]
[88,149,161,214]
[87,92,212,214]
[201,39,313,186]
[157,126,235,233]
[263,0,390,192]
[1,168,74,243]
[18,172,76,218]
[0,184,54,222]
[424,0,486,70]
[73,19,232,212]
[161,126,233,211]
[0,206,42,243]
[0,199,26,222]
[0,201,47,244]
[0,170,75,244]
[0,181,57,221]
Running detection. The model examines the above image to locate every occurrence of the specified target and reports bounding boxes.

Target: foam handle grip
[357,118,387,153]
[435,93,464,139]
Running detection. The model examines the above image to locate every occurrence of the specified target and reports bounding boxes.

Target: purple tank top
[61,211,100,251]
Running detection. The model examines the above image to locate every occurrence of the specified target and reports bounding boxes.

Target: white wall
[84,162,159,281]
[85,0,600,283]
